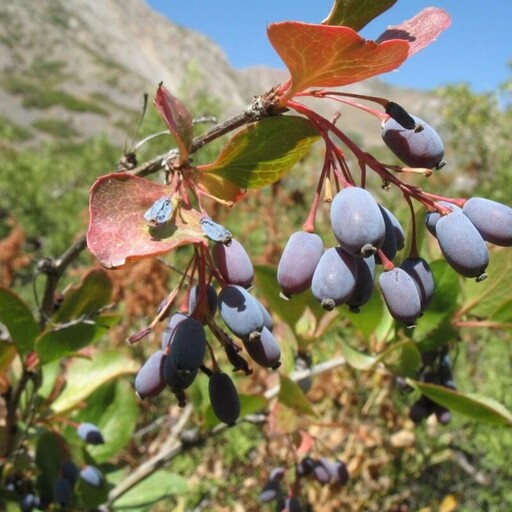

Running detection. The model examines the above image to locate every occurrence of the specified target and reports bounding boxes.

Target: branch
[102,355,346,509]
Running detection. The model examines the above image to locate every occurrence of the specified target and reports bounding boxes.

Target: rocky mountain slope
[0,0,434,148]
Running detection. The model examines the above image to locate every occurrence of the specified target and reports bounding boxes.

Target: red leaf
[377,7,451,57]
[154,84,193,164]
[87,173,204,268]
[267,22,410,101]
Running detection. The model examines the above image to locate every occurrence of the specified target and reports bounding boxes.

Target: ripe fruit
[135,350,166,399]
[218,285,264,339]
[277,231,324,297]
[400,256,435,312]
[330,187,386,257]
[435,211,489,280]
[241,326,281,369]
[379,268,422,326]
[311,247,358,310]
[76,422,104,445]
[382,114,445,168]
[166,318,207,373]
[212,239,254,287]
[462,197,512,246]
[208,372,240,426]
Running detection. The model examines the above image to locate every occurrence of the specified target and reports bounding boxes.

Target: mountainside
[0,0,434,149]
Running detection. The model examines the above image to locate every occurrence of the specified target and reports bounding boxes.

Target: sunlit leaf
[267,22,409,100]
[407,379,512,426]
[52,269,113,323]
[87,173,205,268]
[113,470,188,509]
[36,314,120,364]
[154,84,193,163]
[0,287,38,355]
[377,7,451,57]
[278,374,316,417]
[51,350,139,414]
[340,340,377,370]
[322,0,397,31]
[192,170,245,204]
[198,116,319,189]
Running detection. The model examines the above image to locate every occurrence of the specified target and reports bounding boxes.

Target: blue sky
[147,1,511,93]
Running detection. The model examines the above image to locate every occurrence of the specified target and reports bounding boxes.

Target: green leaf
[51,350,139,414]
[340,339,376,370]
[199,116,319,189]
[0,287,38,355]
[407,379,512,426]
[36,313,120,364]
[341,339,420,377]
[343,290,386,341]
[113,470,188,510]
[35,430,62,501]
[322,0,397,31]
[52,269,113,323]
[278,374,316,417]
[76,467,109,508]
[379,340,421,378]
[413,259,460,341]
[461,251,512,320]
[0,340,17,373]
[254,264,324,334]
[73,379,138,463]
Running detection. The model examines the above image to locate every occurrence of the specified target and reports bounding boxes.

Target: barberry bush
[1,1,512,510]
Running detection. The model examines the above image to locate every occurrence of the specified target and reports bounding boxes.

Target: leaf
[0,341,17,374]
[35,431,62,501]
[340,339,377,370]
[51,350,139,414]
[154,84,193,164]
[341,339,420,377]
[253,265,325,334]
[267,22,409,99]
[377,7,451,58]
[73,379,138,463]
[322,0,397,31]
[343,290,386,341]
[192,170,245,204]
[198,116,319,189]
[52,269,113,323]
[278,374,316,417]
[36,314,120,364]
[460,251,512,321]
[413,259,460,342]
[0,287,38,355]
[113,470,188,509]
[379,340,421,378]
[407,379,512,426]
[87,173,205,268]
